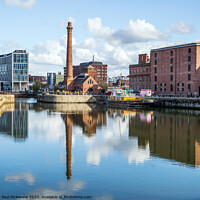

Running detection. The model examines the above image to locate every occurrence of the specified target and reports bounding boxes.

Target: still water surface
[1,99,200,199]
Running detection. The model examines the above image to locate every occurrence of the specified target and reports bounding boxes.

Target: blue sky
[0,0,199,76]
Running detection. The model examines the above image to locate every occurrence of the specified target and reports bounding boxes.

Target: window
[160,83,162,86]
[182,88,184,91]
[130,69,132,74]
[170,75,173,81]
[188,84,191,90]
[134,70,135,73]
[188,48,191,53]
[171,58,173,64]
[188,56,191,62]
[155,53,157,58]
[160,88,162,91]
[146,77,148,82]
[155,60,157,65]
[140,69,142,73]
[177,83,179,86]
[155,76,157,82]
[170,51,173,56]
[155,85,157,91]
[171,66,173,72]
[182,83,184,87]
[188,74,191,81]
[170,84,173,91]
[155,67,157,74]
[188,65,191,71]
[146,68,148,72]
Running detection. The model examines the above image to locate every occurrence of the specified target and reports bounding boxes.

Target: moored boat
[107,89,154,108]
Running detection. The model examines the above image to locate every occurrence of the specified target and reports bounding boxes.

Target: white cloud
[29,35,77,73]
[86,17,168,45]
[5,0,36,9]
[171,21,195,34]
[80,38,97,49]
[19,181,86,200]
[4,172,36,185]
[86,17,113,39]
[29,111,65,143]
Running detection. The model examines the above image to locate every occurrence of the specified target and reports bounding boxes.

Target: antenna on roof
[93,55,94,62]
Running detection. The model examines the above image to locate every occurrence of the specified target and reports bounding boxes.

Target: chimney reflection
[63,109,107,179]
[65,114,73,180]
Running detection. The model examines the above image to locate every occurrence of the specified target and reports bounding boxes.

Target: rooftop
[80,61,103,66]
[73,73,90,84]
[151,42,200,52]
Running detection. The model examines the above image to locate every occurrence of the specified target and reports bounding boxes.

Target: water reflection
[0,102,28,140]
[2,100,200,199]
[129,109,200,167]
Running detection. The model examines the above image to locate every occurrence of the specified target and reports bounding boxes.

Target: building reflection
[62,109,107,179]
[0,102,28,140]
[129,110,200,167]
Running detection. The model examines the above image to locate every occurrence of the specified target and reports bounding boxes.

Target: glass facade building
[0,50,29,92]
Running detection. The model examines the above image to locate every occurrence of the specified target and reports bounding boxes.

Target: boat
[107,89,154,108]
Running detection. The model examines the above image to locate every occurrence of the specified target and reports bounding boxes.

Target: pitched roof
[73,73,90,84]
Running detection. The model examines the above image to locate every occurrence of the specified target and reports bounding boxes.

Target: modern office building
[129,54,151,92]
[0,50,29,92]
[47,72,56,88]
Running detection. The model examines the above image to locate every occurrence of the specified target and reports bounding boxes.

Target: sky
[0,0,200,77]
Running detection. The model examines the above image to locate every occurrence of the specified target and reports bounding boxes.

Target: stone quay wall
[153,97,200,109]
[37,94,108,103]
[0,95,15,108]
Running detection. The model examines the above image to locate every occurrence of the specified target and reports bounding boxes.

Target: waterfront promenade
[37,94,107,103]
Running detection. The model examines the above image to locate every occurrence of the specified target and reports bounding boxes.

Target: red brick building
[129,54,151,92]
[29,75,46,83]
[72,73,101,94]
[151,43,200,96]
[73,61,107,85]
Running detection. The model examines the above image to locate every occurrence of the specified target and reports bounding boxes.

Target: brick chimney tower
[65,21,73,90]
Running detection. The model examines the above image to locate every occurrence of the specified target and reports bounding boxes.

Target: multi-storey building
[56,72,64,85]
[0,50,29,92]
[129,54,151,92]
[151,42,200,95]
[73,61,108,85]
[47,72,56,88]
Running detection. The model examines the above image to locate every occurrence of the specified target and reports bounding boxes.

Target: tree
[54,85,60,91]
[32,81,43,92]
[99,84,110,90]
